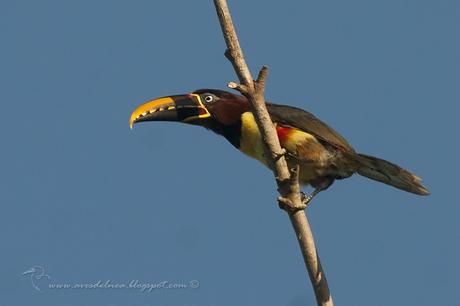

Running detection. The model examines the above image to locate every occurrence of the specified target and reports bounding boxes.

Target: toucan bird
[130,89,430,202]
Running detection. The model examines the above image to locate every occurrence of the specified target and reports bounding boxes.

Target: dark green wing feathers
[266,103,355,152]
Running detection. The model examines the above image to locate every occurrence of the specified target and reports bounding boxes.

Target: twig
[213,1,333,305]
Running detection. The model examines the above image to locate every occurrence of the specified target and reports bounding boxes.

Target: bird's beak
[22,268,36,275]
[129,94,211,129]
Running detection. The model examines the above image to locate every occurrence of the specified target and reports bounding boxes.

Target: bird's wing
[267,103,355,152]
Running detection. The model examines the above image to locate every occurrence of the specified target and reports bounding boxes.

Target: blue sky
[1,1,459,305]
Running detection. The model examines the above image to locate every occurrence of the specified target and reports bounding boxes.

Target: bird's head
[129,89,250,129]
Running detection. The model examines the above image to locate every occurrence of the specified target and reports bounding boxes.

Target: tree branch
[213,1,333,305]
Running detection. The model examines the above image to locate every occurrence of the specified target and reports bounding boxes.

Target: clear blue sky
[1,1,459,305]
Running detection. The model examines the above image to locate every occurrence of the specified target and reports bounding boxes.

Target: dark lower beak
[129,94,210,129]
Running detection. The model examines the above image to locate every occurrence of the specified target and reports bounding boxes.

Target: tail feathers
[355,154,430,196]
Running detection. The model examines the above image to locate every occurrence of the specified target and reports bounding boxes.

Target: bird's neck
[202,118,242,149]
[206,111,268,166]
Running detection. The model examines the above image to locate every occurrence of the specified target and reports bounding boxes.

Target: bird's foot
[273,149,299,163]
[274,148,287,161]
[300,189,321,207]
[300,191,313,206]
[278,196,307,213]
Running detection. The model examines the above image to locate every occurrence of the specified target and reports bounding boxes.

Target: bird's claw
[300,189,322,207]
[273,149,298,162]
[274,149,287,161]
[278,196,307,213]
[300,191,312,206]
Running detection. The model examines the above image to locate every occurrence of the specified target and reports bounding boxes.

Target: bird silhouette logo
[22,266,50,291]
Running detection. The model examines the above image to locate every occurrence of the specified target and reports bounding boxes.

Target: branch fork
[228,65,268,94]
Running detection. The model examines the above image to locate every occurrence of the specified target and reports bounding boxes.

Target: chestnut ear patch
[211,100,251,125]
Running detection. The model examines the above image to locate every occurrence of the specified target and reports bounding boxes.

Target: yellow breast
[238,111,333,185]
[239,112,268,166]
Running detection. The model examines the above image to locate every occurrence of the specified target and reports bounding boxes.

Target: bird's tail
[354,153,430,195]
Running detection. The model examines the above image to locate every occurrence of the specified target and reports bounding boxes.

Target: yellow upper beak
[129,97,175,129]
[129,94,211,129]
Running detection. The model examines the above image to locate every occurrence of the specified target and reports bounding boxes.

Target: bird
[129,89,430,204]
[22,265,50,291]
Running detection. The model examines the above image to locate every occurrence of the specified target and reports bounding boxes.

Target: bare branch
[213,1,333,305]
[227,81,249,94]
[255,65,269,91]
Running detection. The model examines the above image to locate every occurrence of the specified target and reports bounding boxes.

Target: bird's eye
[204,95,214,103]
